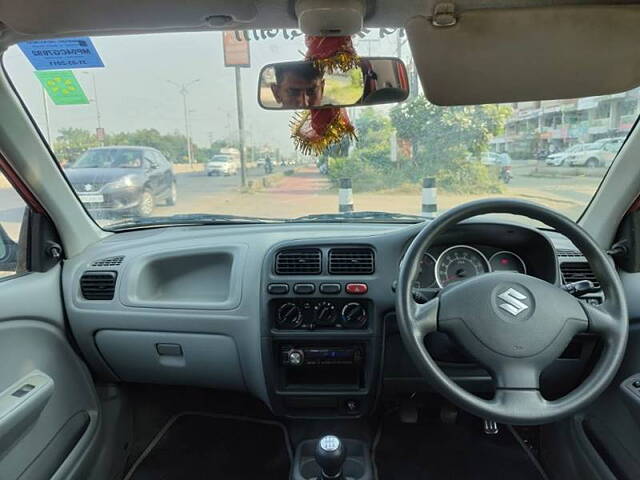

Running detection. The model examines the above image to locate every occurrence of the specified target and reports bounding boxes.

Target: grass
[323,71,364,106]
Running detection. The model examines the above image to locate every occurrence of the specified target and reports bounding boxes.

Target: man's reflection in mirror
[271,63,325,108]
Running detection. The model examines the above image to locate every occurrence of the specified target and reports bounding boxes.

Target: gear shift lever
[315,435,346,479]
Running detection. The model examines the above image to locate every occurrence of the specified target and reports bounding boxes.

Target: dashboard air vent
[275,249,321,275]
[560,262,599,288]
[91,255,124,267]
[80,271,117,300]
[329,248,375,275]
[556,248,582,258]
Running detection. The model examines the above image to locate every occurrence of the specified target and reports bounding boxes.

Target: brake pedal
[439,403,458,425]
[483,419,499,435]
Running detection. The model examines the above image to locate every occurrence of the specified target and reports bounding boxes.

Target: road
[0,164,289,236]
[506,162,602,218]
[155,163,604,220]
[0,161,605,237]
[173,165,281,203]
[152,165,291,218]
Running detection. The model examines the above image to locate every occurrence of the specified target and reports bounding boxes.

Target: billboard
[223,32,250,68]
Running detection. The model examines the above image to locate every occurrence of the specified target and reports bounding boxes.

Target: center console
[292,435,374,480]
[261,245,384,418]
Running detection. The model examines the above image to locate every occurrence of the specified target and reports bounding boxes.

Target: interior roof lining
[1,0,640,50]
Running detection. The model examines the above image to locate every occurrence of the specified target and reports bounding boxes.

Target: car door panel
[143,153,163,197]
[154,152,172,196]
[0,266,101,480]
[583,412,640,480]
[552,271,640,479]
[18,410,90,480]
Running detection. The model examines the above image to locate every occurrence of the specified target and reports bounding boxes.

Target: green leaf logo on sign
[35,70,89,105]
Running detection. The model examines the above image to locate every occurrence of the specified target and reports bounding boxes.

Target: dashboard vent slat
[80,271,117,300]
[560,262,599,288]
[329,248,375,275]
[91,255,124,267]
[275,249,321,275]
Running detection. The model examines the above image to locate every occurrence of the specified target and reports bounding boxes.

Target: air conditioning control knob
[277,302,303,328]
[341,302,368,328]
[315,301,338,326]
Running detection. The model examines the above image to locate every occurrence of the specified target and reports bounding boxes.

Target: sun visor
[406,5,640,106]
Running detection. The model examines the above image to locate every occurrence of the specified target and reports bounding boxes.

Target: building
[491,88,640,158]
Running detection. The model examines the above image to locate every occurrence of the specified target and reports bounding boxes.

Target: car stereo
[280,345,364,367]
[276,343,366,391]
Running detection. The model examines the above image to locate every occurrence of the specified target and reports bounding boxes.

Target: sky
[3,30,406,154]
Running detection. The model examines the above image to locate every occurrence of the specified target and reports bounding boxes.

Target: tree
[390,96,512,175]
[106,129,191,163]
[353,107,395,168]
[51,128,272,167]
[54,128,200,164]
[53,127,100,162]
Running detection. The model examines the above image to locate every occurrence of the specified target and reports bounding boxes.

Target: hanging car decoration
[305,35,360,74]
[290,35,359,155]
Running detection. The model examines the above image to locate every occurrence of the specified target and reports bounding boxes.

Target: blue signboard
[18,37,104,70]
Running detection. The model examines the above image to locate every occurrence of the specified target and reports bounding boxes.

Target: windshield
[3,31,637,229]
[564,145,582,153]
[72,148,144,169]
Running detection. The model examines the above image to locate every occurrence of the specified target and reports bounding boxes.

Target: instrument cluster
[414,244,527,289]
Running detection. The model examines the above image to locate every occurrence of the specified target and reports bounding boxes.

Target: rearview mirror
[258,57,409,110]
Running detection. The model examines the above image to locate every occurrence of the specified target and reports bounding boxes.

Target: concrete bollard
[339,178,354,213]
[421,177,437,217]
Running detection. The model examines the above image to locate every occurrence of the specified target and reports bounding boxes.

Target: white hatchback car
[205,155,238,176]
[546,144,591,166]
[567,137,625,168]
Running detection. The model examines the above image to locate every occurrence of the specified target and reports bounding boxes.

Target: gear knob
[315,435,346,479]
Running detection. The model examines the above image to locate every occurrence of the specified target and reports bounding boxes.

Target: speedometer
[435,245,490,288]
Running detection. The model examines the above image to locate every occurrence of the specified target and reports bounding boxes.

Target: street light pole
[168,79,200,167]
[91,73,102,129]
[82,71,102,142]
[41,87,51,144]
[187,108,197,165]
[181,89,192,166]
[234,66,246,187]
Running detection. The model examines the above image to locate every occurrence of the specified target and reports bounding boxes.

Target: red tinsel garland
[290,35,359,155]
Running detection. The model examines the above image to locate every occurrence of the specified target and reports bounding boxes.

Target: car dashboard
[62,220,602,418]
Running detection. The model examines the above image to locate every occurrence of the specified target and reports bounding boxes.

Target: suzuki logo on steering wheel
[497,288,529,316]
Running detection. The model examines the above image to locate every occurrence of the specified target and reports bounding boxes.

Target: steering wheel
[396,199,628,425]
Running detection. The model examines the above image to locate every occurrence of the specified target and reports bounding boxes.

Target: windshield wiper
[107,213,285,231]
[290,211,428,223]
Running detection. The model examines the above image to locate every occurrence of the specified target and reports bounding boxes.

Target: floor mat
[124,412,292,480]
[374,413,545,480]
